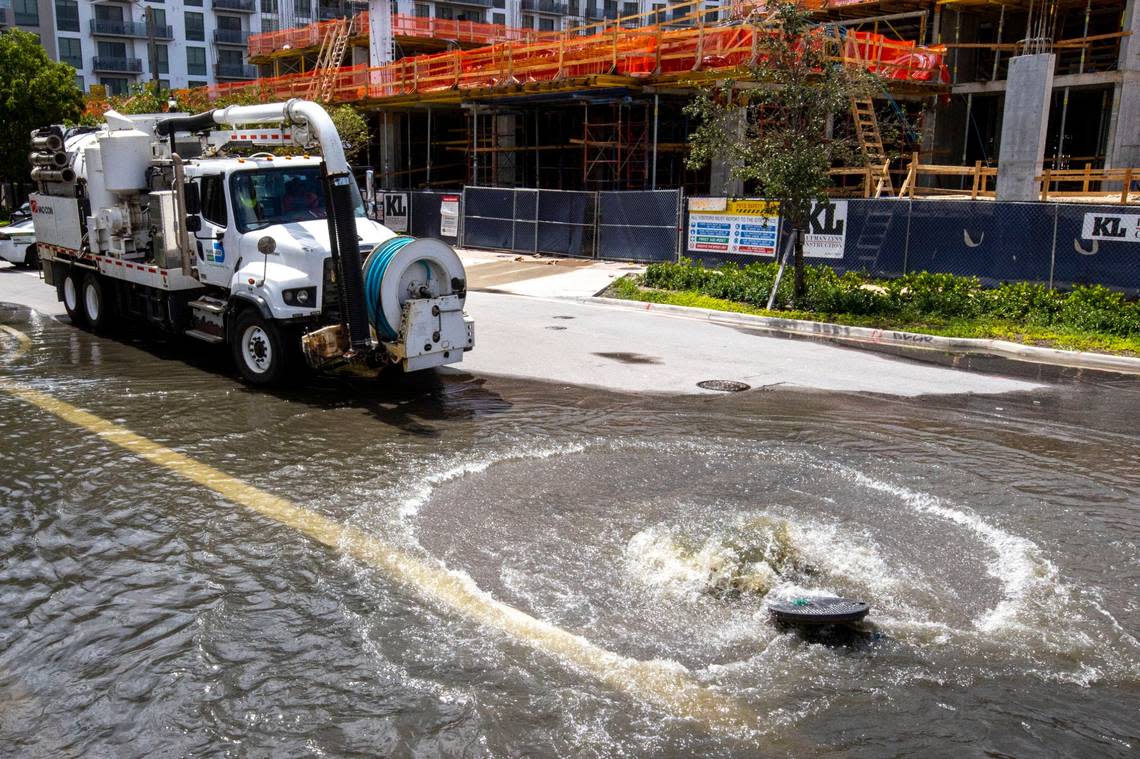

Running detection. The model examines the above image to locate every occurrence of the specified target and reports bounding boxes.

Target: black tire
[82,272,114,333]
[61,268,86,326]
[22,244,38,270]
[231,308,288,385]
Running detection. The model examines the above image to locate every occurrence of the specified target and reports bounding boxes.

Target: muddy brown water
[0,304,1137,757]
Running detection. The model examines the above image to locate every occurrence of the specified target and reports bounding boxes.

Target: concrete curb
[586,296,1140,375]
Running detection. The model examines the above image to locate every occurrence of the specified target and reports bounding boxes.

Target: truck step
[189,297,227,315]
[184,329,224,344]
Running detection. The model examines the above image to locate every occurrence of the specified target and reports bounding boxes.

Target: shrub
[891,271,981,319]
[1057,285,1139,336]
[981,282,1063,324]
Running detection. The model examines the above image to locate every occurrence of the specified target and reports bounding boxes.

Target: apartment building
[5,0,266,94]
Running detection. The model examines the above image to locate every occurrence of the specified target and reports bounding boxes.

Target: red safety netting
[193,23,948,106]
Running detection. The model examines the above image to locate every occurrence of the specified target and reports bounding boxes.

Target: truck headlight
[282,287,317,307]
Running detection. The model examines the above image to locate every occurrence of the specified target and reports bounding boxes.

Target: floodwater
[1,303,1137,757]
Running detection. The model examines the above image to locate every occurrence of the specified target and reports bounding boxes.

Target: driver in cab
[282,178,322,217]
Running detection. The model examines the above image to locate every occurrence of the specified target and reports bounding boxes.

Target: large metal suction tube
[31,167,76,183]
[155,99,368,351]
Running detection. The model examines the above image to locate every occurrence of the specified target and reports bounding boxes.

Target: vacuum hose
[359,235,467,343]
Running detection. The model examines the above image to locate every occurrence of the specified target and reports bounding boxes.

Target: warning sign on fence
[687,198,781,256]
[440,194,460,238]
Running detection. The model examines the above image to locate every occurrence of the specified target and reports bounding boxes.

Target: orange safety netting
[248,11,564,58]
[198,24,948,107]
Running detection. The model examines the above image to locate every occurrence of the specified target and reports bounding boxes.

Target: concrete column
[1105,0,1139,168]
[495,114,518,186]
[379,112,400,188]
[507,0,522,28]
[708,108,745,196]
[995,53,1055,201]
[368,0,395,67]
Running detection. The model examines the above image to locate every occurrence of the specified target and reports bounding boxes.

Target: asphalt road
[0,260,1041,396]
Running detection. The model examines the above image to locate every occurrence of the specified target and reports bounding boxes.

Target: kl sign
[1082,212,1140,242]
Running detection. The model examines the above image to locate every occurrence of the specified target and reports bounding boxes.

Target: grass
[605,276,1140,356]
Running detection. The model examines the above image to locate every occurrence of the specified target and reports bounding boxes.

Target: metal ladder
[849,97,893,197]
[307,17,353,103]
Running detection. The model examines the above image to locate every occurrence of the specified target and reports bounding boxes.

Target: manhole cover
[697,380,751,392]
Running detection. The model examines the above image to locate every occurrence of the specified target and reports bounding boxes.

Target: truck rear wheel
[82,272,114,333]
[232,308,287,385]
[61,269,86,326]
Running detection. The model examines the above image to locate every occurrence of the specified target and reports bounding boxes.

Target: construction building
[186,0,1137,199]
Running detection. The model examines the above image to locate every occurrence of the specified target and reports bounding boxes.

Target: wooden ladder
[849,97,893,197]
[307,17,352,103]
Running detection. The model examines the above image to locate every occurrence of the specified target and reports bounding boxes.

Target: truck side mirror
[183,182,201,215]
[186,215,201,233]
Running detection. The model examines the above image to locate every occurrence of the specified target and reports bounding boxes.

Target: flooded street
[1,302,1138,757]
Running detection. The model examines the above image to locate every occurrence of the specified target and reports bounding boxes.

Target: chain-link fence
[685,198,1140,293]
[369,189,462,244]
[597,190,682,262]
[461,187,596,257]
[460,187,679,261]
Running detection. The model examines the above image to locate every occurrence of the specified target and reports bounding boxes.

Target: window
[416,3,430,17]
[55,0,79,32]
[522,14,534,28]
[539,17,554,30]
[159,79,170,90]
[435,4,452,19]
[97,40,128,59]
[294,0,312,15]
[155,44,169,74]
[151,8,167,27]
[217,14,242,32]
[229,167,364,233]
[58,37,82,68]
[261,0,279,13]
[185,0,202,6]
[185,12,204,40]
[76,75,86,92]
[492,11,504,24]
[218,48,244,67]
[95,5,124,23]
[200,175,228,227]
[622,2,635,17]
[14,0,39,26]
[187,47,206,76]
[492,0,504,7]
[188,80,207,88]
[100,77,129,96]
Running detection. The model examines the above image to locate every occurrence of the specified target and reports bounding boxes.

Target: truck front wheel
[232,309,287,385]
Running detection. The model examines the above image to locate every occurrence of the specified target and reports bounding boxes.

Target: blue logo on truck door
[209,240,225,264]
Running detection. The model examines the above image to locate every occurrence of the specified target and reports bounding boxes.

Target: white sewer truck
[27,99,473,384]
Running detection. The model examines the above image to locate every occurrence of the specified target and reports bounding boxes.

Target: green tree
[330,105,369,163]
[0,29,84,182]
[685,1,881,301]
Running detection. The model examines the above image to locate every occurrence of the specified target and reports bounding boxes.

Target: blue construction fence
[684,198,1140,294]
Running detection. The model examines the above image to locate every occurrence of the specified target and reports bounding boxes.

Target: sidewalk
[458,249,640,299]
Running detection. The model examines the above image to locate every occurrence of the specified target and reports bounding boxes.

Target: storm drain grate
[697,380,751,392]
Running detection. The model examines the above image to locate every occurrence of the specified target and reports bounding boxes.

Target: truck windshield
[230,166,366,233]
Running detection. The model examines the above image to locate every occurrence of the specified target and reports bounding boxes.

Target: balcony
[584,7,618,19]
[215,63,256,79]
[521,0,567,12]
[214,28,247,45]
[445,0,495,7]
[213,0,256,12]
[92,56,144,73]
[90,19,174,39]
[318,1,366,19]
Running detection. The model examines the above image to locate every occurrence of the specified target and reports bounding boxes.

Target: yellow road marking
[0,325,31,361]
[0,325,756,735]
